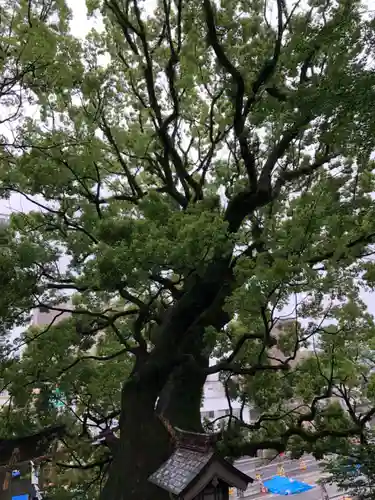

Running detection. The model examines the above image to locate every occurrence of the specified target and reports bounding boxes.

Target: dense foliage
[323,441,375,499]
[1,0,375,497]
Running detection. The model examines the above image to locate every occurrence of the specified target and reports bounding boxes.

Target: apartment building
[201,370,253,428]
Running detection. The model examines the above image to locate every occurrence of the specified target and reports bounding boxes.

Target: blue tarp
[263,476,315,495]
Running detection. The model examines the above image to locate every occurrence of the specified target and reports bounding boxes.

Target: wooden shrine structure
[0,425,64,500]
[149,428,253,500]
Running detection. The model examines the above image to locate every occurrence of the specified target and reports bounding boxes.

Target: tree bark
[99,337,213,500]
[158,354,209,433]
[99,377,172,500]
[99,358,210,500]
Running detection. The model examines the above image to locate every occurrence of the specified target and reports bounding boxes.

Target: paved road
[232,456,348,500]
[236,454,320,480]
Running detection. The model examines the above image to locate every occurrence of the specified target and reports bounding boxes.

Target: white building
[0,391,10,407]
[201,371,253,429]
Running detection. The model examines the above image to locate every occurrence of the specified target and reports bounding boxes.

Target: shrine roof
[148,427,253,497]
[0,425,64,466]
[148,447,214,495]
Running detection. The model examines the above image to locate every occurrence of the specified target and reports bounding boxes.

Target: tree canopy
[323,440,375,499]
[1,0,375,498]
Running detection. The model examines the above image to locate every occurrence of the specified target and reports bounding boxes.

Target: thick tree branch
[306,231,375,265]
[207,361,289,376]
[56,457,112,470]
[258,114,312,192]
[104,0,140,54]
[130,0,201,202]
[231,426,364,458]
[150,273,184,300]
[273,151,339,196]
[100,116,144,199]
[206,330,276,374]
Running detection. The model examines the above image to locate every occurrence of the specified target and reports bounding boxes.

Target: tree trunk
[100,258,232,499]
[99,377,172,500]
[155,310,227,433]
[158,354,208,432]
[100,354,209,500]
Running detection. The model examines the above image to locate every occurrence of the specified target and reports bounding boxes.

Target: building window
[217,410,228,417]
[39,306,50,313]
[202,411,215,419]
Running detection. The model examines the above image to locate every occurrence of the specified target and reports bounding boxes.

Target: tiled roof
[148,447,213,495]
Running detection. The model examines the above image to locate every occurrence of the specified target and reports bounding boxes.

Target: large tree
[2,0,375,499]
